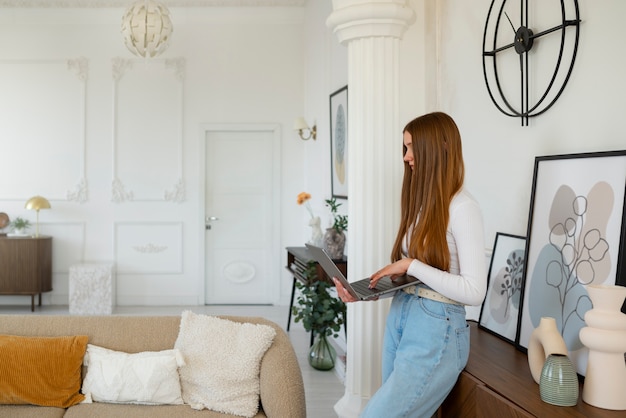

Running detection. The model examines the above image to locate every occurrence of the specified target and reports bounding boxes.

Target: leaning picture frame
[329,85,348,199]
[516,150,626,377]
[479,232,526,345]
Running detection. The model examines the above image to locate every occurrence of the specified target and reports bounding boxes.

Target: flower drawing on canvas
[527,182,612,350]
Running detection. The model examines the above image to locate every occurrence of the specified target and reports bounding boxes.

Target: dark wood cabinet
[439,322,623,417]
[285,246,347,342]
[0,236,52,311]
[286,246,347,285]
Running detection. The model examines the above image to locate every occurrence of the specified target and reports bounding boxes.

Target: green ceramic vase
[539,353,579,406]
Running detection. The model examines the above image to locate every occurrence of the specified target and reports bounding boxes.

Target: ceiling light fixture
[121,0,173,58]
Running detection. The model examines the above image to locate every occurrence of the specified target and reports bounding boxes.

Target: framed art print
[516,150,626,376]
[479,232,526,344]
[329,85,348,199]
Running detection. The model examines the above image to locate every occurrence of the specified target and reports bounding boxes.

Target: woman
[334,112,486,417]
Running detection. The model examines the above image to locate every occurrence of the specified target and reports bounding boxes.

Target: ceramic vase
[539,354,579,406]
[309,333,336,371]
[323,228,345,260]
[527,316,569,384]
[579,284,626,410]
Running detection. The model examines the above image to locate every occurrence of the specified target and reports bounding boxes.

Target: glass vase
[309,333,336,371]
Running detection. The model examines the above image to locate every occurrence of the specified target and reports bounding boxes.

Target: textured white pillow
[81,344,185,405]
[174,311,276,418]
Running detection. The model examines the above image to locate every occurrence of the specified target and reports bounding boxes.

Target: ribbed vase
[579,284,626,410]
[539,354,579,406]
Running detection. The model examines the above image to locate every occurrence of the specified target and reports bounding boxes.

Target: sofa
[0,314,306,418]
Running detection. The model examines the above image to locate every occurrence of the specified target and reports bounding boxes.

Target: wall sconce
[25,195,51,238]
[294,117,317,141]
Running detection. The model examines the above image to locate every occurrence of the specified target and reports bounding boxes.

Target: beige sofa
[0,314,306,418]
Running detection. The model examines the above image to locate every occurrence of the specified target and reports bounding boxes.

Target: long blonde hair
[391,112,465,271]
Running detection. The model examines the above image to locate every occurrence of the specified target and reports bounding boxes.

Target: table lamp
[25,196,51,238]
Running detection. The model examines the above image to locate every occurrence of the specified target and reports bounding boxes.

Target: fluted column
[327,1,415,417]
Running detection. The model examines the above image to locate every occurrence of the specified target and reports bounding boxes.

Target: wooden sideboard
[439,321,624,417]
[0,236,52,311]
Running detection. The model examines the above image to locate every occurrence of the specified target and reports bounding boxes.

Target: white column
[327,1,415,417]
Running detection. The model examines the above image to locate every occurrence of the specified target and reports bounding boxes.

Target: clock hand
[504,12,516,34]
[483,41,515,56]
[484,25,533,56]
[485,18,580,57]
[519,53,524,118]
[529,20,581,41]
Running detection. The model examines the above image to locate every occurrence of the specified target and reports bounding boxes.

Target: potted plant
[9,217,31,235]
[323,197,348,259]
[292,262,346,370]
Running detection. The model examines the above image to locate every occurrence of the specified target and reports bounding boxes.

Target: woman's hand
[332,278,358,303]
[369,258,414,288]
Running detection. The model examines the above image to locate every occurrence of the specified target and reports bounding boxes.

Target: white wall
[0,6,306,306]
[297,0,348,230]
[309,0,625,257]
[433,0,626,244]
[305,0,625,324]
[2,0,624,308]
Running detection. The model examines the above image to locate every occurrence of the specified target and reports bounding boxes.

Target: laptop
[305,243,420,300]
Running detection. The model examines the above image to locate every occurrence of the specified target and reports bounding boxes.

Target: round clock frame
[482,0,581,126]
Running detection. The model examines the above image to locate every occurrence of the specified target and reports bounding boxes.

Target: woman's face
[403,131,414,170]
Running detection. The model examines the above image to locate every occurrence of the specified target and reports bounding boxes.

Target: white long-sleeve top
[405,188,487,306]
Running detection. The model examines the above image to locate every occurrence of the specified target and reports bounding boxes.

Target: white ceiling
[0,0,306,7]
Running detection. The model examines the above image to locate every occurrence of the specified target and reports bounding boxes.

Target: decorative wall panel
[111,57,185,203]
[114,222,183,274]
[0,58,88,202]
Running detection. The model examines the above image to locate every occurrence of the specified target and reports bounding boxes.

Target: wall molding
[0,58,88,203]
[0,0,306,7]
[67,56,89,203]
[114,221,183,274]
[111,57,185,203]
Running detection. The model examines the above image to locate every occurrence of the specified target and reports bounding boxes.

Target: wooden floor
[0,303,344,418]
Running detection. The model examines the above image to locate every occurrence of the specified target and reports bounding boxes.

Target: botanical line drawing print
[480,233,526,343]
[528,182,612,351]
[494,249,524,322]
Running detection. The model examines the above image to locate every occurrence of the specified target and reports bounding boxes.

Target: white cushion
[81,344,185,405]
[174,311,276,418]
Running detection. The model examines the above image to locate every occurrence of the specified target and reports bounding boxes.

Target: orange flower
[297,192,311,205]
[297,192,315,218]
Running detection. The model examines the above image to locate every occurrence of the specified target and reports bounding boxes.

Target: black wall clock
[482,0,581,126]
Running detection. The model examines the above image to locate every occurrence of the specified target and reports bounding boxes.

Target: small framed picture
[329,85,348,199]
[479,232,526,344]
[516,150,626,376]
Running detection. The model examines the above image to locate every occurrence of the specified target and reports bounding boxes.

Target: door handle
[205,216,219,230]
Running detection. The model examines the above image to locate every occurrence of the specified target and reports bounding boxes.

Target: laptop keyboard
[351,278,395,296]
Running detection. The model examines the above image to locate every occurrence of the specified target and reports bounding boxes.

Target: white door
[204,126,279,304]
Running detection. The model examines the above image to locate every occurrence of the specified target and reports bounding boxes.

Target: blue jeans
[360,288,469,418]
